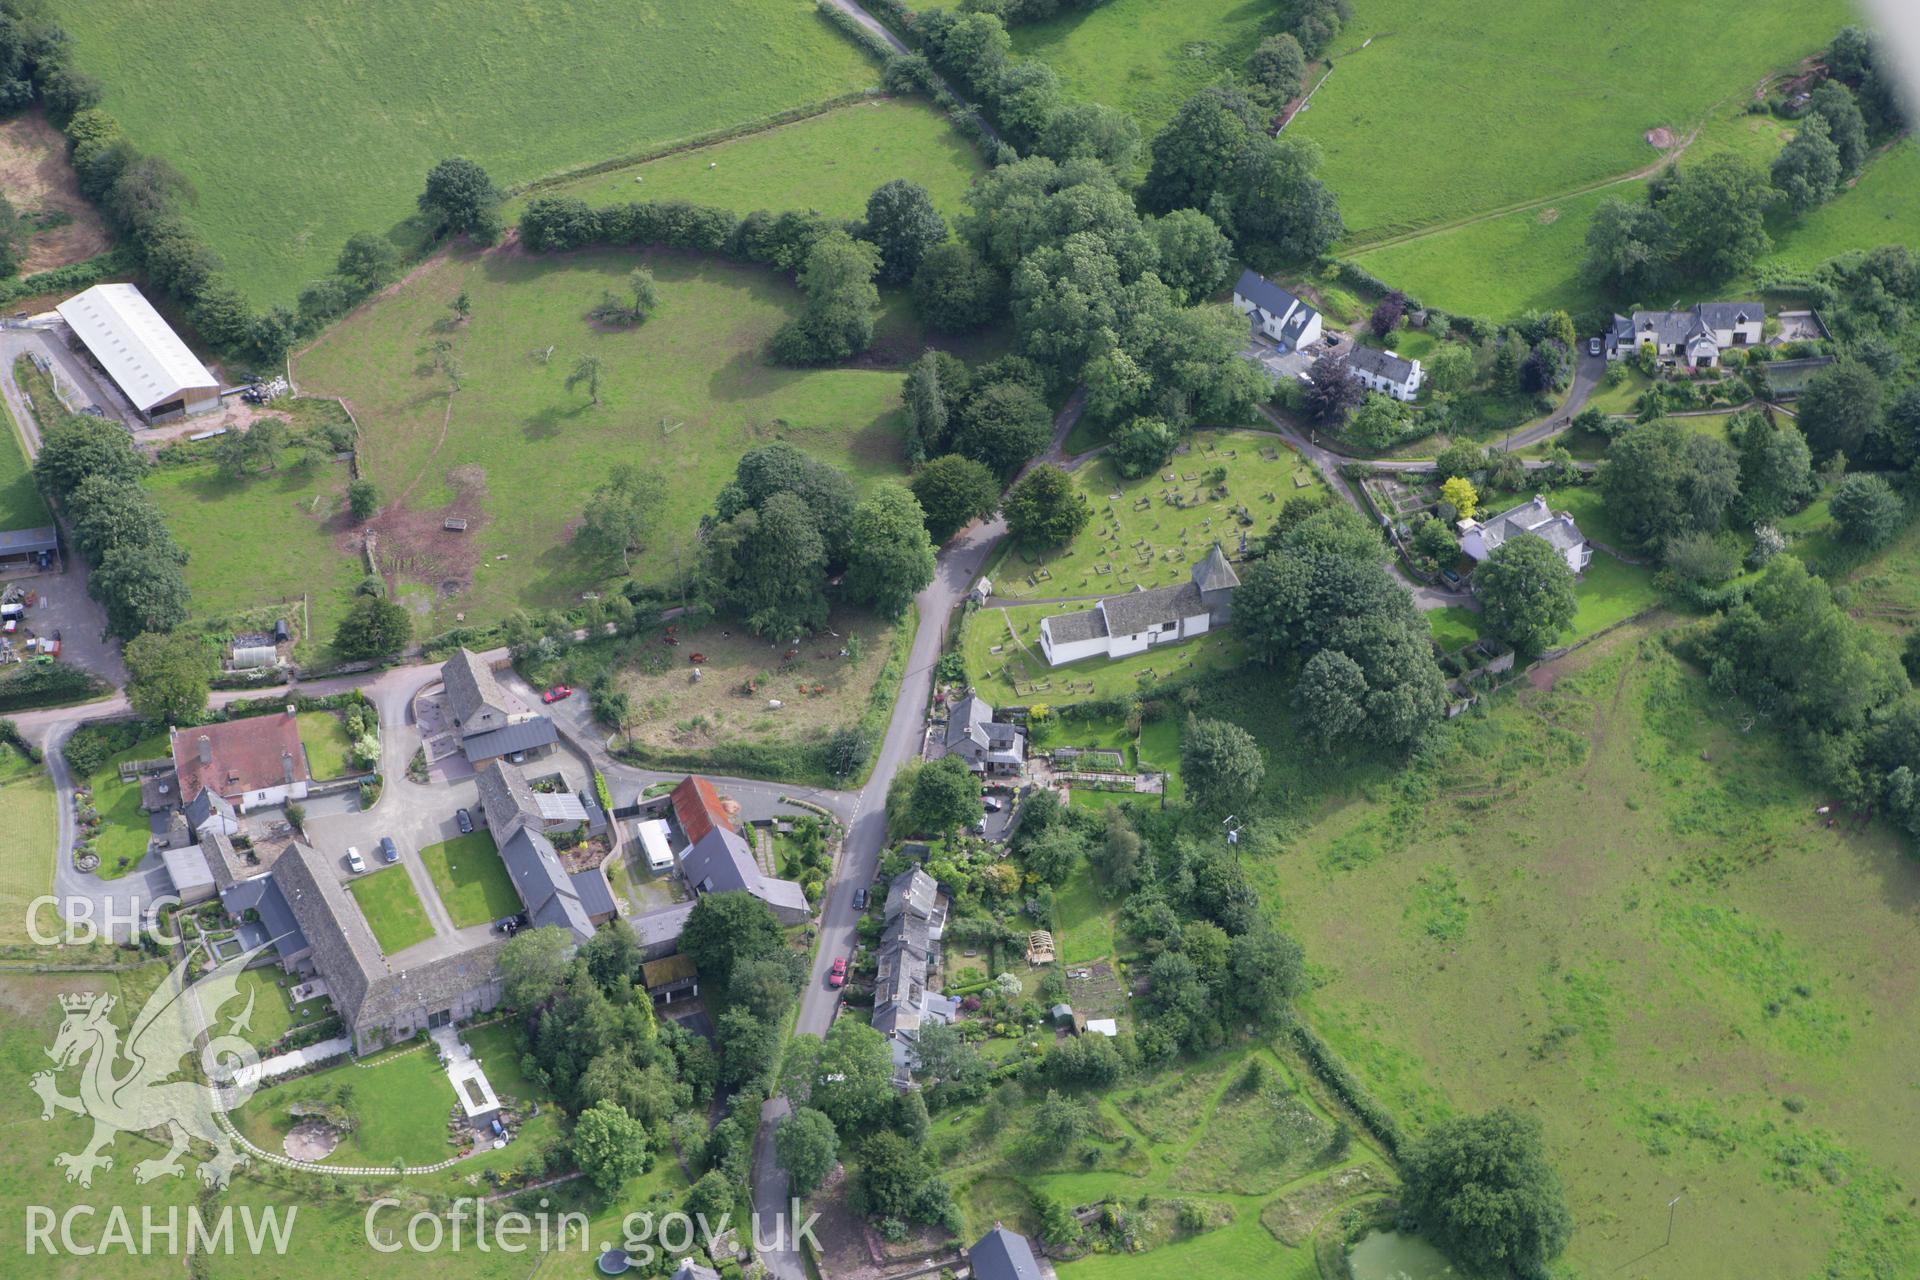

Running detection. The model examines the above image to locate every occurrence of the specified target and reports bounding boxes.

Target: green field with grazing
[1010,0,1279,161]
[345,866,435,954]
[1354,136,1920,321]
[54,0,880,304]
[1015,0,1842,245]
[143,457,363,657]
[0,764,55,943]
[517,97,984,221]
[296,246,955,630]
[1230,629,1920,1278]
[1758,138,1920,276]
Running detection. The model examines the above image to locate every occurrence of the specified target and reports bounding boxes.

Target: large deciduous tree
[418,157,501,241]
[1475,533,1578,656]
[1003,463,1091,549]
[1401,1110,1573,1277]
[575,464,663,571]
[1180,714,1265,813]
[863,179,948,287]
[774,1106,839,1195]
[772,230,881,365]
[124,631,215,724]
[909,454,1000,543]
[1796,357,1883,461]
[571,1101,649,1196]
[845,485,937,620]
[331,591,412,659]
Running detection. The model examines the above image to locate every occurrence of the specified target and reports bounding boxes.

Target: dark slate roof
[441,647,518,733]
[270,843,383,1032]
[222,873,311,963]
[500,825,594,940]
[569,867,618,919]
[1282,303,1318,339]
[944,692,1023,763]
[1347,343,1419,385]
[1100,581,1204,638]
[1473,495,1586,555]
[630,902,694,950]
[670,1261,721,1280]
[462,716,558,760]
[886,867,939,922]
[184,787,236,832]
[476,761,540,838]
[1044,606,1106,645]
[1192,542,1239,593]
[357,940,505,1033]
[1693,301,1763,329]
[680,826,758,895]
[970,1226,1044,1280]
[0,526,58,555]
[1235,269,1308,323]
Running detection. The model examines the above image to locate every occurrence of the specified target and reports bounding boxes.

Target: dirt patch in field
[1644,126,1676,150]
[1536,207,1561,226]
[351,465,489,599]
[0,112,112,273]
[1527,663,1559,692]
[283,1119,343,1161]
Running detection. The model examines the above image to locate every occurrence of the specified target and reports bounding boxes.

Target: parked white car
[346,847,366,874]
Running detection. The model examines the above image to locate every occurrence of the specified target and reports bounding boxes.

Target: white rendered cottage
[1605,302,1764,368]
[1233,269,1323,350]
[1347,344,1424,401]
[1039,545,1239,666]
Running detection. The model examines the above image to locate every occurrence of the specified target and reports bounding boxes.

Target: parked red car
[542,684,574,704]
[828,957,848,988]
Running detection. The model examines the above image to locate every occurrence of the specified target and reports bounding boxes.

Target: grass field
[55,0,880,304]
[986,431,1326,603]
[1355,137,1920,321]
[1015,0,1843,245]
[1424,606,1482,653]
[296,711,354,781]
[0,764,55,943]
[345,866,435,954]
[0,395,49,529]
[962,600,1244,706]
[1010,0,1278,164]
[1236,629,1920,1277]
[516,97,984,221]
[417,830,518,929]
[143,457,363,659]
[297,246,936,630]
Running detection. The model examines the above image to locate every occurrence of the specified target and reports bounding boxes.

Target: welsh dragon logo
[30,943,268,1188]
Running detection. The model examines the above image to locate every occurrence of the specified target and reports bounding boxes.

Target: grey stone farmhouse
[941,692,1025,775]
[441,647,558,767]
[1459,494,1592,574]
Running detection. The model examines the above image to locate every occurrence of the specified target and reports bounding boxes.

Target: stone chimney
[281,751,295,785]
[197,735,212,765]
[285,704,297,718]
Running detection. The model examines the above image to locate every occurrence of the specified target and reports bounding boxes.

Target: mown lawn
[297,246,945,631]
[143,457,362,660]
[56,0,880,304]
[1425,606,1482,653]
[85,731,169,880]
[1242,631,1920,1278]
[1566,550,1661,639]
[1051,859,1114,965]
[417,831,518,929]
[516,96,984,221]
[236,1047,458,1168]
[345,866,435,954]
[230,965,335,1055]
[296,711,354,781]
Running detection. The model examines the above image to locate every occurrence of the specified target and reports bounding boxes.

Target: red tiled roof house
[171,707,312,813]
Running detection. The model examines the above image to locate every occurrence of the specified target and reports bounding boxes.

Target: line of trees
[34,409,189,638]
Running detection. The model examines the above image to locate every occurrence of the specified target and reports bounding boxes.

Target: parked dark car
[852,887,868,911]
[1441,569,1464,590]
[456,808,474,834]
[380,836,399,863]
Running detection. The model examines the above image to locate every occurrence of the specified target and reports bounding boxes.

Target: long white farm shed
[55,283,221,423]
